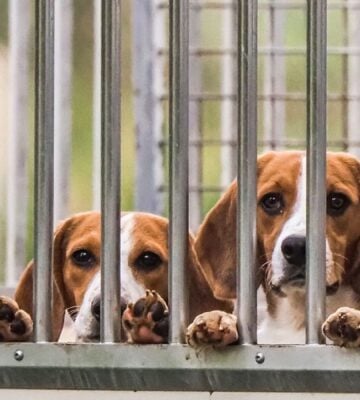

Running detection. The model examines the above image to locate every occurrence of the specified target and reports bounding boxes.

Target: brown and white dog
[0,211,228,343]
[187,151,360,347]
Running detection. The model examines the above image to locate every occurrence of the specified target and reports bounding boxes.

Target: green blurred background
[0,1,351,276]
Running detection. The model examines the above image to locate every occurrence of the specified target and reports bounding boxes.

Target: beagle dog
[0,211,228,343]
[187,151,360,348]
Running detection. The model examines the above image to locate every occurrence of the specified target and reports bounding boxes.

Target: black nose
[91,295,101,322]
[91,295,127,322]
[281,235,306,267]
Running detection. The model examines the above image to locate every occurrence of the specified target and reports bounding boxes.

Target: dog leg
[122,290,168,344]
[0,296,33,341]
[186,310,239,348]
[322,307,360,347]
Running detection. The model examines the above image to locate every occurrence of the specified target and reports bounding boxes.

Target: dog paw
[186,310,238,348]
[322,307,360,347]
[122,290,168,344]
[0,296,33,341]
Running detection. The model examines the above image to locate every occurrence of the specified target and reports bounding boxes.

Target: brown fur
[14,211,227,340]
[195,151,360,315]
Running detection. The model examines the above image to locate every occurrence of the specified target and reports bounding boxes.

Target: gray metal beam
[1,344,360,392]
[6,0,31,286]
[34,0,55,343]
[100,0,122,343]
[169,0,189,344]
[237,0,258,344]
[306,0,327,345]
[133,0,164,215]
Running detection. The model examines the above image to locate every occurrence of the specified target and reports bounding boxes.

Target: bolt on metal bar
[34,0,55,342]
[306,0,327,344]
[92,0,101,211]
[237,0,258,344]
[6,0,30,286]
[100,0,122,343]
[169,0,189,344]
[54,0,73,223]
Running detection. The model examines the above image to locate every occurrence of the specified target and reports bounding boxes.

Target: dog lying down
[0,211,230,343]
[186,151,360,348]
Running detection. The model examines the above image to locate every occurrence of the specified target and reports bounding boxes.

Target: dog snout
[281,235,306,267]
[90,295,127,322]
[91,295,101,322]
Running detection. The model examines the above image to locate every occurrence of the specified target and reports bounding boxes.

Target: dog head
[195,151,360,301]
[15,211,201,341]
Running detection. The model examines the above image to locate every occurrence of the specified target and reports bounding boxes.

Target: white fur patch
[271,156,333,287]
[74,213,146,341]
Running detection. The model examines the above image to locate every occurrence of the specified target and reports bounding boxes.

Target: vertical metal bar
[6,0,30,286]
[189,0,202,232]
[152,2,166,215]
[306,0,327,344]
[169,0,189,344]
[237,0,258,344]
[93,0,101,210]
[34,0,55,342]
[100,0,121,343]
[133,0,163,215]
[264,0,285,150]
[221,1,237,187]
[347,0,360,156]
[54,0,73,223]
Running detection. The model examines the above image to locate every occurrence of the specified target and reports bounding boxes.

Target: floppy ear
[195,152,280,300]
[188,234,233,320]
[194,181,238,300]
[14,217,76,341]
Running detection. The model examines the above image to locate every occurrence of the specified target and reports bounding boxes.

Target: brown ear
[14,217,76,341]
[188,234,233,320]
[194,181,238,300]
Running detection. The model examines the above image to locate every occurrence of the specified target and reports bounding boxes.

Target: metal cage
[1,0,360,393]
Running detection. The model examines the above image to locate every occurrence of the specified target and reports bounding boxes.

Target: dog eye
[72,249,96,267]
[260,192,284,215]
[327,192,350,216]
[134,252,162,271]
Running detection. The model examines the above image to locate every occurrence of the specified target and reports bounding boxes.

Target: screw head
[14,350,24,361]
[255,352,265,364]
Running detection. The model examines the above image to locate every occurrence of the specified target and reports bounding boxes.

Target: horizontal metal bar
[159,93,360,102]
[158,1,360,11]
[2,344,360,392]
[158,46,360,56]
[159,138,360,148]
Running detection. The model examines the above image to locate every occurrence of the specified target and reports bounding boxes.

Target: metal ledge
[1,343,360,392]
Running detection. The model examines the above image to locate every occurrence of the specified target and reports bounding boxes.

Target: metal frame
[1,344,360,392]
[33,0,55,343]
[3,0,360,394]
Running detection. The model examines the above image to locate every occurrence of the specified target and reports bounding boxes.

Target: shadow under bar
[306,0,327,345]
[100,0,122,343]
[169,0,189,344]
